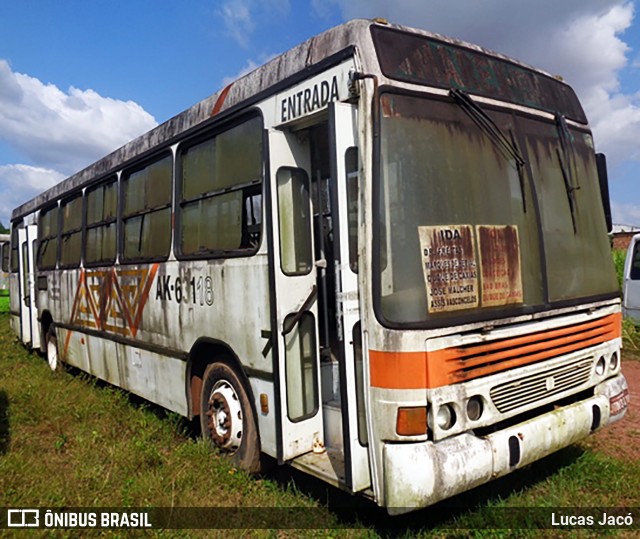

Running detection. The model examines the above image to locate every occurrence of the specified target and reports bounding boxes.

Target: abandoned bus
[0,234,9,295]
[9,19,628,513]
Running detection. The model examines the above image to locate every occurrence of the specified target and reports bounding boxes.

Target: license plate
[610,389,630,416]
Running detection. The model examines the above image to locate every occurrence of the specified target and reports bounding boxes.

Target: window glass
[85,179,117,265]
[122,154,172,261]
[182,138,216,200]
[178,116,263,256]
[37,205,59,270]
[62,197,82,233]
[345,147,359,273]
[630,242,640,281]
[523,124,618,301]
[123,208,171,260]
[377,93,542,324]
[377,92,617,327]
[1,243,8,272]
[10,225,19,273]
[61,196,82,268]
[277,167,312,276]
[285,312,318,421]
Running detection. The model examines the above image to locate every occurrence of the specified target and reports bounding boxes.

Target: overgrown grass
[0,313,637,537]
[612,248,626,291]
[0,295,8,314]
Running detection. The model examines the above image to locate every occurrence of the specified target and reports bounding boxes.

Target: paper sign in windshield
[419,225,479,313]
[477,225,523,307]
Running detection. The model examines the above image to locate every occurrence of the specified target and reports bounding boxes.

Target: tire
[45,325,61,372]
[200,361,262,473]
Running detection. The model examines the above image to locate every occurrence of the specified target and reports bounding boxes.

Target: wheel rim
[47,338,58,371]
[206,380,243,453]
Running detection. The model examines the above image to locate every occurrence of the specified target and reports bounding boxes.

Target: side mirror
[596,153,612,233]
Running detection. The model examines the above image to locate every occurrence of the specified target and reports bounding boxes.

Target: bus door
[327,102,371,491]
[269,128,325,462]
[17,225,39,348]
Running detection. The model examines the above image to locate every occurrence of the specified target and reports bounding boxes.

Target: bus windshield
[376,92,618,326]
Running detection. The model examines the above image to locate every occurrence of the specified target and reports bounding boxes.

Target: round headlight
[436,404,456,430]
[609,352,619,371]
[466,396,484,422]
[595,356,606,376]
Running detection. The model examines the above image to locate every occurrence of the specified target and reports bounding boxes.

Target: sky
[0,0,639,228]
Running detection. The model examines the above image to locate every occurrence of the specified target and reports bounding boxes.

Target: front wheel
[200,361,261,473]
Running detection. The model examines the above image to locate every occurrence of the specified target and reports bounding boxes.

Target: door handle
[282,285,317,336]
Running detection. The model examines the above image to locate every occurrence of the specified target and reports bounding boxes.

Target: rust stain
[477,225,523,307]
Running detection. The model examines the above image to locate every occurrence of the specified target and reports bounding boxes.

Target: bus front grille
[489,357,593,413]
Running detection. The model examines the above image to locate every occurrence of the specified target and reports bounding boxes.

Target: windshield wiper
[555,112,580,233]
[450,88,527,212]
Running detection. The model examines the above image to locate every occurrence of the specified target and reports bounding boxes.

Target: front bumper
[383,373,628,514]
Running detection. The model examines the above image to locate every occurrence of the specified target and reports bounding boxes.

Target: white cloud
[0,165,64,227]
[221,53,278,87]
[0,60,157,175]
[324,1,639,168]
[219,0,290,47]
[612,201,640,226]
[220,0,255,48]
[0,59,157,227]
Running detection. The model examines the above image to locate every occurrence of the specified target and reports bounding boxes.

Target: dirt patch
[582,357,640,461]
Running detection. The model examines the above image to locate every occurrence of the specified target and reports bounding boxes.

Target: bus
[0,234,9,295]
[9,19,629,514]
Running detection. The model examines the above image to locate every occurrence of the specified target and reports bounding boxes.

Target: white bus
[9,19,628,514]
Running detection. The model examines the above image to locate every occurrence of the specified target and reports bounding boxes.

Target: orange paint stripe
[210,83,233,116]
[370,313,621,390]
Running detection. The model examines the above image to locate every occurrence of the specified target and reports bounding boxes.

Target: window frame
[119,151,173,264]
[59,193,83,269]
[37,203,60,271]
[175,112,265,261]
[84,176,118,267]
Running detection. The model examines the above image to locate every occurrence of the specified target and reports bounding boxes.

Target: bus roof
[11,18,572,221]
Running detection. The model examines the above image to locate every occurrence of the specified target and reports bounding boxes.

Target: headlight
[595,356,606,376]
[435,403,456,430]
[466,396,484,422]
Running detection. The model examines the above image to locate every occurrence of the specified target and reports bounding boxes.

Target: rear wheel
[200,361,261,472]
[45,326,60,372]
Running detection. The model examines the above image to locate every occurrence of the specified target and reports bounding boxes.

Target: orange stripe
[210,83,233,116]
[370,313,621,389]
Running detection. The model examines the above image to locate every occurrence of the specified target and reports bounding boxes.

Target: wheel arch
[186,337,257,422]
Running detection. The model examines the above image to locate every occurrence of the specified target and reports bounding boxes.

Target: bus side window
[37,205,59,270]
[178,115,263,257]
[122,154,172,262]
[1,243,8,272]
[277,167,313,276]
[345,147,359,273]
[85,178,117,266]
[60,195,82,268]
[630,242,640,280]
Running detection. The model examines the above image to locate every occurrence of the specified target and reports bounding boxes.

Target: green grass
[0,312,637,537]
[612,248,626,291]
[0,295,8,314]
